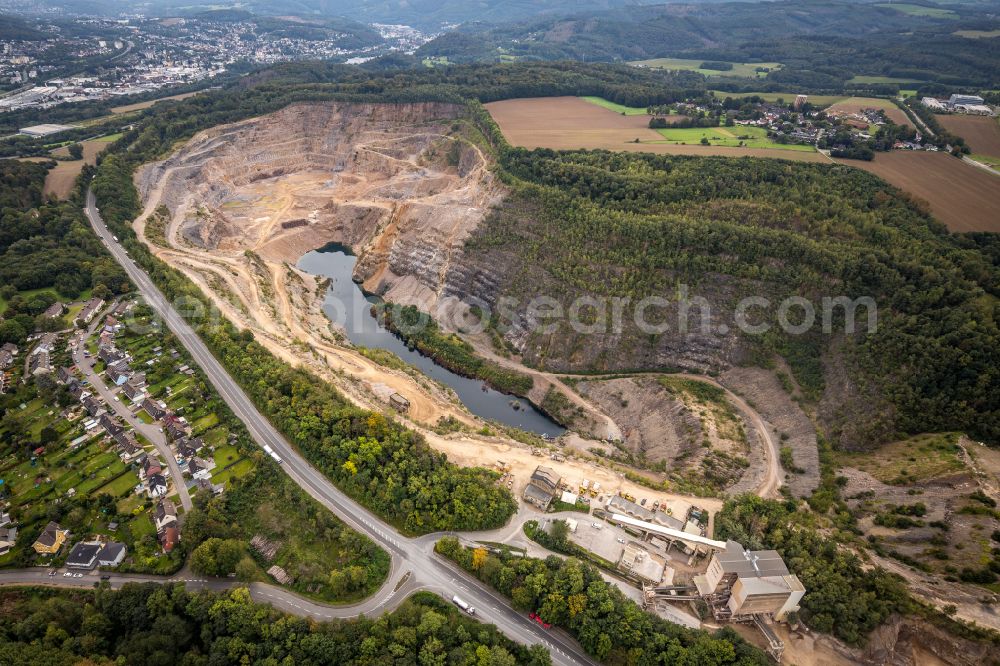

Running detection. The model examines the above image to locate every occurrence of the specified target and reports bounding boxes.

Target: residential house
[82,395,105,418]
[28,349,51,376]
[67,378,87,400]
[66,541,102,569]
[75,297,105,327]
[43,302,65,318]
[148,473,168,498]
[196,477,225,496]
[98,346,124,366]
[97,542,127,567]
[154,499,178,531]
[139,455,162,480]
[1,350,15,370]
[121,381,145,403]
[106,364,131,386]
[127,372,146,389]
[0,526,17,556]
[1,343,17,357]
[116,435,142,462]
[99,413,125,439]
[142,398,166,421]
[159,525,179,552]
[32,521,68,555]
[176,437,201,459]
[0,511,11,527]
[164,417,188,441]
[188,457,212,481]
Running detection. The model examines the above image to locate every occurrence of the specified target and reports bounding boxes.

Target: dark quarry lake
[298,243,565,436]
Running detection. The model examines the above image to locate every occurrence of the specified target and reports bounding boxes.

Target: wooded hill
[416,0,1000,90]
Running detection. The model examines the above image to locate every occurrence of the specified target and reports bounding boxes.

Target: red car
[529,612,552,629]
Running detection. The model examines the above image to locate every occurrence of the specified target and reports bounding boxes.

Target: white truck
[452,596,476,615]
[262,444,283,464]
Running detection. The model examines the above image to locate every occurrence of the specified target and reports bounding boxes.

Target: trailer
[262,444,283,464]
[452,596,476,615]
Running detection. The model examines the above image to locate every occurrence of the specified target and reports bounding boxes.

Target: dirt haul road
[132,100,777,510]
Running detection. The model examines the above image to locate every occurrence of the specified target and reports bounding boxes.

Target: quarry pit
[133,100,778,503]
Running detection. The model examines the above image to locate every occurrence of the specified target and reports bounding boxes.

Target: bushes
[376,303,534,396]
[0,586,549,666]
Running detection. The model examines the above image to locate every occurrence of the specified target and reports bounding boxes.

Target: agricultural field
[42,136,115,198]
[953,29,1000,38]
[711,90,848,107]
[653,125,816,152]
[936,114,1000,157]
[826,96,913,127]
[630,58,782,78]
[848,75,925,85]
[109,91,202,115]
[875,3,957,18]
[838,150,1000,232]
[486,96,829,162]
[580,95,648,115]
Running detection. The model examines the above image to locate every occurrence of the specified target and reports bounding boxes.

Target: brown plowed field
[937,114,1000,156]
[838,151,1000,233]
[486,96,830,163]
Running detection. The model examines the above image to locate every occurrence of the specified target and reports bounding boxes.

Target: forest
[435,537,769,665]
[0,585,549,666]
[415,1,1000,91]
[0,160,129,347]
[467,144,1000,449]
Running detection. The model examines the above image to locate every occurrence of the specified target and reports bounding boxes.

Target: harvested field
[826,96,913,127]
[486,96,829,163]
[837,151,1000,233]
[712,91,848,107]
[936,114,1000,157]
[43,138,111,198]
[111,91,202,114]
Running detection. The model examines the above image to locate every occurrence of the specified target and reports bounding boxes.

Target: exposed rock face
[135,101,504,316]
[860,615,996,666]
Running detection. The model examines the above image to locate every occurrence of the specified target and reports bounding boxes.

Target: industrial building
[18,123,77,137]
[522,465,561,509]
[693,540,804,621]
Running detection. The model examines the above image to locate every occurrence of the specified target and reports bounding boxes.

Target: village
[0,296,250,574]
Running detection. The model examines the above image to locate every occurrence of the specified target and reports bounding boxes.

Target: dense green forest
[0,586,550,666]
[436,537,769,665]
[459,142,999,449]
[0,160,129,346]
[416,0,1000,90]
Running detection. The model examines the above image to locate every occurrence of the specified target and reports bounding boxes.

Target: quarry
[132,100,787,503]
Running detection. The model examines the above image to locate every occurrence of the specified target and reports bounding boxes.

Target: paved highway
[73,189,596,666]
